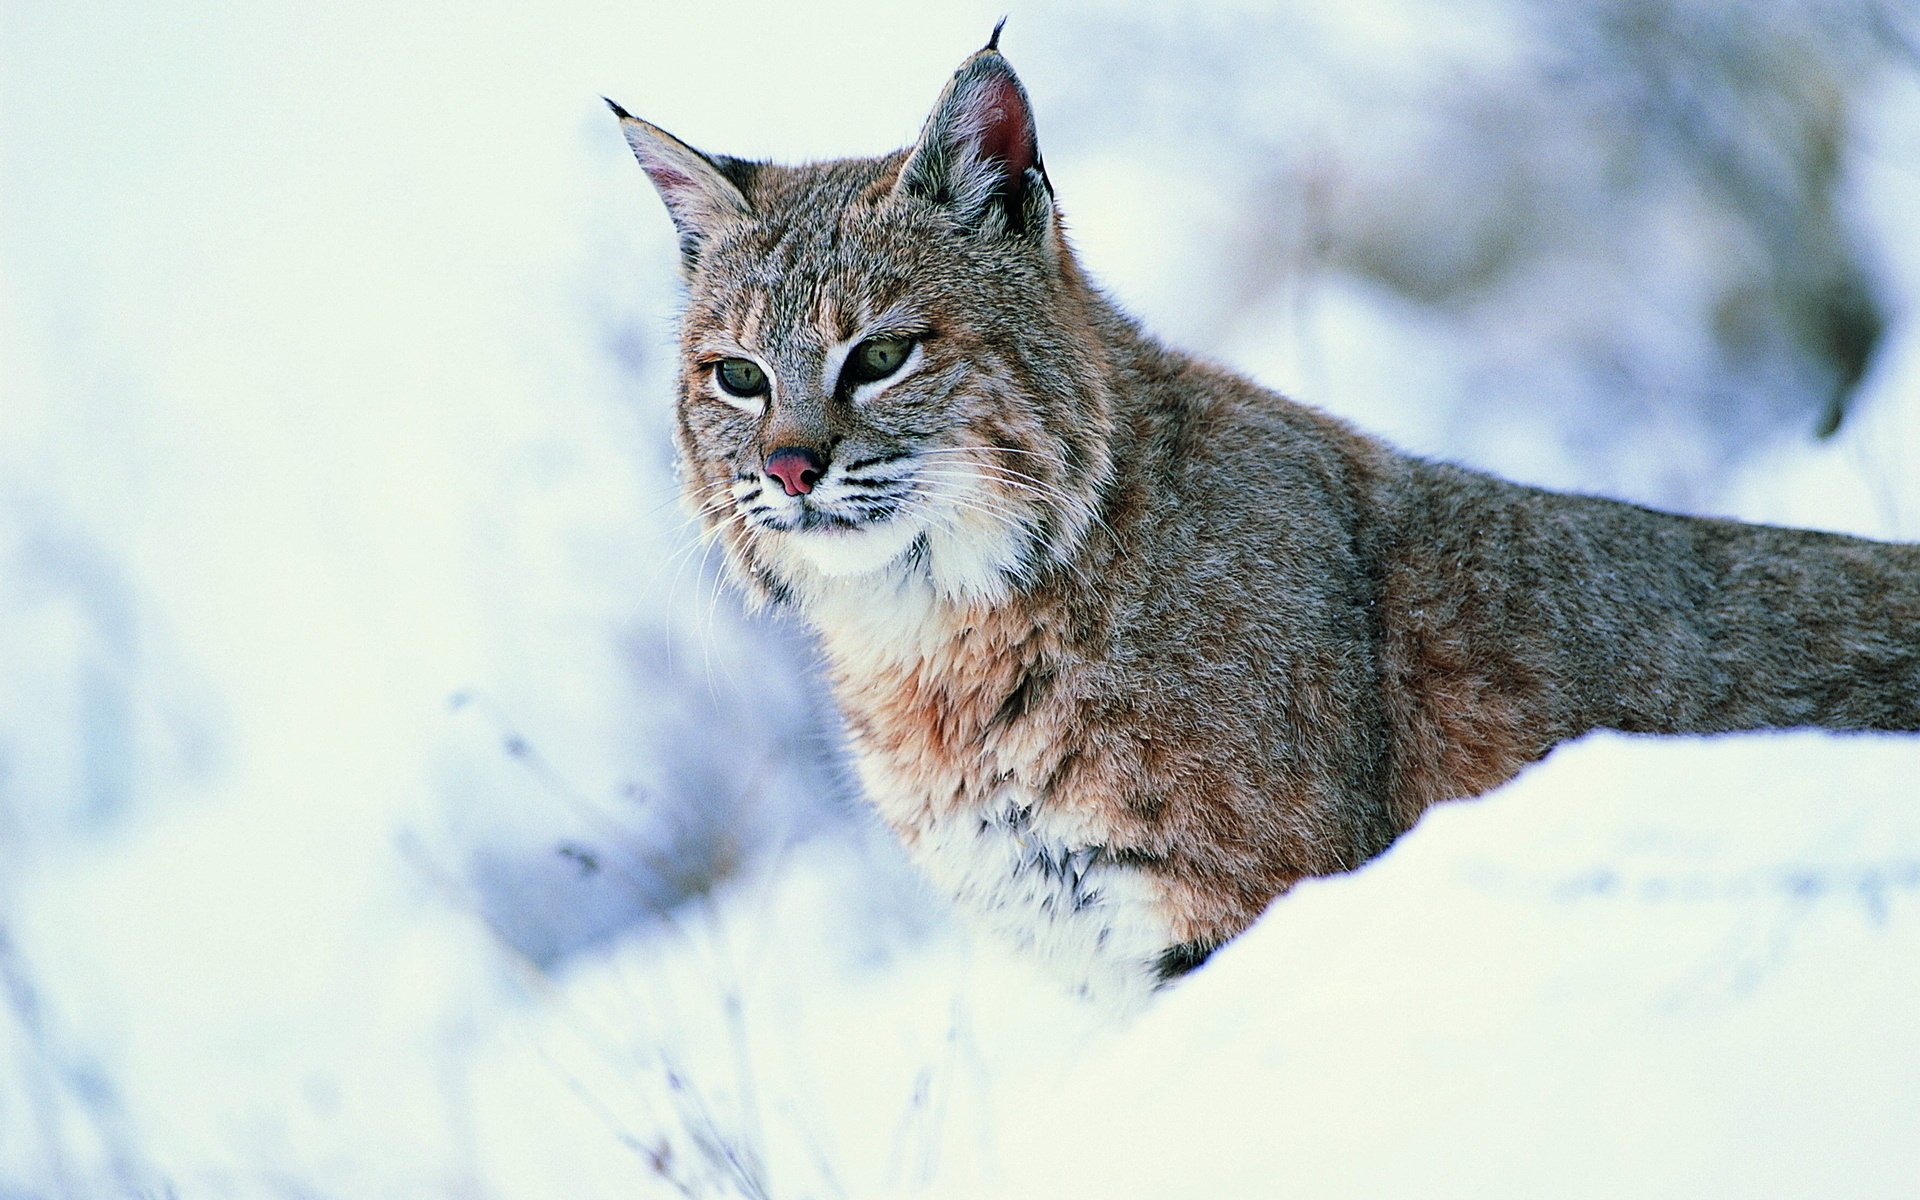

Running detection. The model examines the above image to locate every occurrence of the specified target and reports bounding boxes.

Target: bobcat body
[613,39,1920,1008]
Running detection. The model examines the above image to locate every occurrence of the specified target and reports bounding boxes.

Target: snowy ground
[3,2,1918,1197]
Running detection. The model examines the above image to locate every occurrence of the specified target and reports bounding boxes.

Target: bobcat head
[613,39,1116,612]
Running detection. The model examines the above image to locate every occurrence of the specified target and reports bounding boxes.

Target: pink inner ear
[975,74,1035,181]
[642,162,695,195]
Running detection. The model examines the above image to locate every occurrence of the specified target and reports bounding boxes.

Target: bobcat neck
[798,321,1408,1005]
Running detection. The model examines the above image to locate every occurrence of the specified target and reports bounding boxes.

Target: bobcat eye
[843,337,915,386]
[714,358,769,397]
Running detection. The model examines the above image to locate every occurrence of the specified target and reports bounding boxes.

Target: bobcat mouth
[744,491,906,534]
[738,465,916,535]
[790,507,887,533]
[746,480,931,580]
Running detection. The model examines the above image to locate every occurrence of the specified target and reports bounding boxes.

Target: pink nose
[766,446,826,496]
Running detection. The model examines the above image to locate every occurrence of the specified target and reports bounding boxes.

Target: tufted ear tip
[985,16,1007,52]
[894,37,1052,239]
[611,109,752,272]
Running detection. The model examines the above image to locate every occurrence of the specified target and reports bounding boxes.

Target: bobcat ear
[606,99,754,270]
[892,38,1053,239]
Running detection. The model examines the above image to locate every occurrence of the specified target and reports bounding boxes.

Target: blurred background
[3,1,1918,1196]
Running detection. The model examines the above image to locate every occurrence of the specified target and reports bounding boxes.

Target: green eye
[714,358,768,397]
[843,337,915,386]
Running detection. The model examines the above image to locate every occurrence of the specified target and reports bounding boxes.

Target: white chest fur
[805,549,1176,1011]
[871,772,1176,1014]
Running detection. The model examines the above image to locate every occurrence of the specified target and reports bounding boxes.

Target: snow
[951,731,1920,1199]
[3,1,1917,1196]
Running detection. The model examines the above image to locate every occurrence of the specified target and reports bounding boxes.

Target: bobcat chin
[611,35,1920,1010]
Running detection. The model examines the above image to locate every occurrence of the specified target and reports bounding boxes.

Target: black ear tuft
[986,17,1007,52]
[892,46,1052,240]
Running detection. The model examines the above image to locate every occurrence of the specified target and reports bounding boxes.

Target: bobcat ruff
[612,37,1920,1006]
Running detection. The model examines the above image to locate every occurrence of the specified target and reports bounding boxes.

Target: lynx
[611,33,1920,1009]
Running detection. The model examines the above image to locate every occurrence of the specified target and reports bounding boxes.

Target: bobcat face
[616,47,1116,608]
[674,184,1060,594]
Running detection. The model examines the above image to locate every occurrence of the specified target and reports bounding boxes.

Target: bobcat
[611,33,1920,1009]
